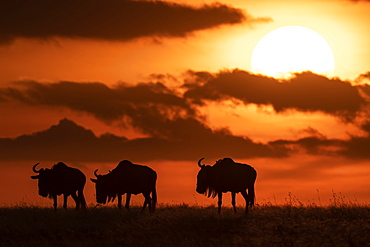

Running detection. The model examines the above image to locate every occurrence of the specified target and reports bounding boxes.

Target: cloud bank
[0,0,270,44]
[349,0,370,2]
[0,118,279,162]
[2,70,370,161]
[184,70,365,121]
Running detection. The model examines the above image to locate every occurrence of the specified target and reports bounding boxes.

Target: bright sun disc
[251,26,335,78]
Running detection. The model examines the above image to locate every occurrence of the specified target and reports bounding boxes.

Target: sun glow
[251,26,335,78]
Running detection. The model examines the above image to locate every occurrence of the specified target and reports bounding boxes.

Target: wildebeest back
[211,162,256,193]
[108,163,157,195]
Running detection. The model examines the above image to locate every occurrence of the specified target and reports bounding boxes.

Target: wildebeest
[90,160,157,212]
[30,162,87,210]
[196,157,257,214]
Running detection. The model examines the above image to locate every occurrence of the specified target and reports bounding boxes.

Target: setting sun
[251,26,335,78]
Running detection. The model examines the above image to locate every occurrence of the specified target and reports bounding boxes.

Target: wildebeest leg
[125,193,131,210]
[151,187,157,212]
[217,192,223,214]
[63,194,68,210]
[63,194,70,210]
[241,190,249,214]
[53,195,58,210]
[78,189,87,209]
[117,194,122,209]
[142,192,152,212]
[71,192,79,210]
[248,185,255,208]
[231,192,237,213]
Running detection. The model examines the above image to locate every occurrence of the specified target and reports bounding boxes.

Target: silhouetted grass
[1,203,370,246]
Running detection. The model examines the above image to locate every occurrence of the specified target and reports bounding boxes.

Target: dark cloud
[2,80,211,145]
[0,80,282,161]
[184,70,366,121]
[6,71,365,127]
[348,0,370,2]
[0,118,281,162]
[269,136,343,157]
[0,0,270,43]
[355,72,370,85]
[357,71,370,79]
[2,70,370,161]
[338,135,370,159]
[269,124,370,160]
[3,117,370,163]
[181,69,370,159]
[1,80,195,137]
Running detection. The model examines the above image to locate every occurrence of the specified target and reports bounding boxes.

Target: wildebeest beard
[39,187,60,199]
[37,190,51,198]
[204,186,218,198]
[95,180,119,204]
[197,166,219,198]
[107,193,117,203]
[45,193,53,199]
[96,181,118,204]
[37,172,56,199]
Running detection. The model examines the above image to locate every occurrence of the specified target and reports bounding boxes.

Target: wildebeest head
[196,158,216,197]
[90,169,116,204]
[30,163,54,198]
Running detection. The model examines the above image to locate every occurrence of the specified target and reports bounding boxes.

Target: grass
[1,202,370,247]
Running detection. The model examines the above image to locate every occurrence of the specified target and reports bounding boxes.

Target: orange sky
[1,0,370,207]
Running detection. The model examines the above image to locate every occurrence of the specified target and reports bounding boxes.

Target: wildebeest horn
[32,163,41,173]
[94,169,101,177]
[198,158,205,167]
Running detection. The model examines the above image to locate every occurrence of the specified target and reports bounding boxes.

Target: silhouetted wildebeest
[196,157,257,214]
[90,160,157,212]
[31,162,87,210]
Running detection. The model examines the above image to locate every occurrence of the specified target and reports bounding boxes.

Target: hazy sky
[1,0,370,206]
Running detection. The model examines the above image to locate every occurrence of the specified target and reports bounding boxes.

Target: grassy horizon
[1,202,370,247]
